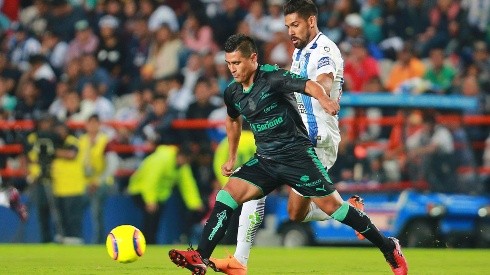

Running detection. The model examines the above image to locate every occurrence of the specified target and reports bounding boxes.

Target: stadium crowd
[0,0,489,243]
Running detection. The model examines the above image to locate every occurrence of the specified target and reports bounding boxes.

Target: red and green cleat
[384,237,408,275]
[169,247,207,275]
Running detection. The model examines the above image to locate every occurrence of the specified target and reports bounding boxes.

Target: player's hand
[221,159,235,177]
[320,97,340,116]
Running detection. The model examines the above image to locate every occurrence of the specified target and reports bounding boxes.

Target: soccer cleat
[209,255,247,275]
[169,248,207,275]
[383,237,408,275]
[348,195,365,240]
[8,187,28,222]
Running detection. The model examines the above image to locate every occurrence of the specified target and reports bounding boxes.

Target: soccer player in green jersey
[168,34,407,275]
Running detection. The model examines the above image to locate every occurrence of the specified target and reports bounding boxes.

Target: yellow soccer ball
[106,225,146,263]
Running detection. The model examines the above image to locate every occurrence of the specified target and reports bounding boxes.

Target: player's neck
[306,29,320,46]
[242,65,258,91]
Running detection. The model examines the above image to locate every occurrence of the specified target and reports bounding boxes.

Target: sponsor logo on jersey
[263,102,277,113]
[259,91,271,102]
[250,116,284,132]
[300,175,310,182]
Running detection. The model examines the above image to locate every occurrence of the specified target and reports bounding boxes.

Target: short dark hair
[283,0,318,19]
[224,34,257,57]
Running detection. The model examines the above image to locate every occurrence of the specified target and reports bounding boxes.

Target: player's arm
[316,72,334,97]
[222,115,242,177]
[304,80,339,116]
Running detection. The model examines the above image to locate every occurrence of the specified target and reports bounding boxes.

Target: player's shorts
[230,146,336,197]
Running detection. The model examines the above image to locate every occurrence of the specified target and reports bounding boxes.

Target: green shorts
[231,147,335,197]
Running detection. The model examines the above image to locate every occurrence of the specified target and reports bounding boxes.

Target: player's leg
[169,178,262,274]
[285,147,407,275]
[169,156,277,274]
[210,197,266,273]
[312,192,407,274]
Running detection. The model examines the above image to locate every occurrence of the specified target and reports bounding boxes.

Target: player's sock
[302,201,332,222]
[0,190,9,207]
[331,202,394,252]
[197,190,238,259]
[234,196,266,266]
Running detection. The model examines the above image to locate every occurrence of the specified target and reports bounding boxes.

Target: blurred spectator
[96,15,127,83]
[181,52,203,92]
[59,57,81,89]
[0,53,20,95]
[423,47,456,94]
[13,79,43,119]
[471,41,490,92]
[340,13,364,45]
[185,77,220,152]
[135,94,180,146]
[40,30,68,76]
[385,42,426,92]
[181,11,217,54]
[51,122,85,244]
[344,38,380,92]
[211,0,247,47]
[126,15,151,92]
[245,1,271,44]
[77,54,113,98]
[0,75,17,115]
[263,31,294,68]
[446,114,480,193]
[79,114,118,243]
[127,143,203,244]
[50,90,86,122]
[146,23,182,79]
[45,0,86,42]
[7,23,41,72]
[17,54,56,110]
[214,51,232,93]
[361,0,383,44]
[80,81,115,121]
[114,90,148,122]
[461,0,490,41]
[19,0,49,37]
[65,20,99,64]
[48,80,69,117]
[328,126,368,183]
[24,114,60,243]
[167,73,193,114]
[265,0,287,35]
[147,2,179,33]
[417,0,465,57]
[406,111,457,192]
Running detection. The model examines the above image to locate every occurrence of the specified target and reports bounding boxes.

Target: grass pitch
[0,245,488,274]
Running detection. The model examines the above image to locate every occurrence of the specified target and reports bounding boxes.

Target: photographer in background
[24,114,62,243]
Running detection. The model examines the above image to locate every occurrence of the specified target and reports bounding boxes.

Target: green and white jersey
[223,64,312,159]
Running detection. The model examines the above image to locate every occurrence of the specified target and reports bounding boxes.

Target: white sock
[0,190,9,207]
[302,201,332,222]
[234,196,266,266]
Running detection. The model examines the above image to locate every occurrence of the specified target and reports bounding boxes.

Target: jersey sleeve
[223,85,240,118]
[315,49,337,77]
[272,68,308,94]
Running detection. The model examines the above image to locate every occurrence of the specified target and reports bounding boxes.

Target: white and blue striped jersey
[290,32,343,169]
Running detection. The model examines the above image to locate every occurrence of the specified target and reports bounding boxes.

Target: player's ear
[250,52,257,62]
[308,15,316,28]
